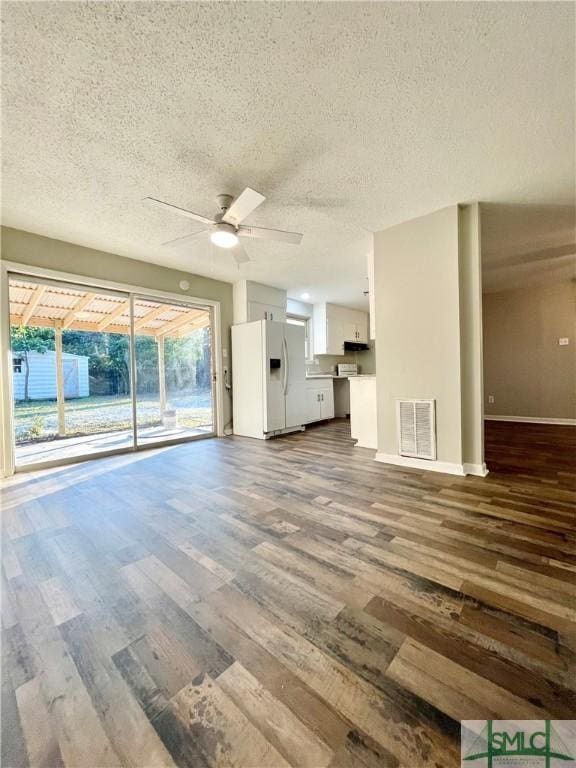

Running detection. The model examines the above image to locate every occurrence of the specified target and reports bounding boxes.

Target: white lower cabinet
[305,379,334,423]
[320,384,335,419]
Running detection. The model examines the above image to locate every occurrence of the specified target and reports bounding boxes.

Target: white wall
[373,205,484,475]
[459,203,484,469]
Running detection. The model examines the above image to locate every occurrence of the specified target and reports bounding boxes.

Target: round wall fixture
[179,280,190,291]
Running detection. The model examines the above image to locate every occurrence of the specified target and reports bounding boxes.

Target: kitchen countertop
[306,374,375,380]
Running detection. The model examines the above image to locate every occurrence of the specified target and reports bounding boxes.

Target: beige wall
[459,203,484,467]
[0,226,234,444]
[483,280,576,420]
[373,205,484,472]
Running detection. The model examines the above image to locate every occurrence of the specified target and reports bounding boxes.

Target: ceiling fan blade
[222,187,265,226]
[230,244,250,264]
[161,230,210,248]
[238,225,303,245]
[143,197,215,226]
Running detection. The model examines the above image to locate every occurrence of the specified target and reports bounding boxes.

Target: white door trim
[374,452,466,476]
[374,453,489,476]
[463,462,489,477]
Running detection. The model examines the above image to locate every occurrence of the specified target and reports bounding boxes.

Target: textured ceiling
[2,2,574,307]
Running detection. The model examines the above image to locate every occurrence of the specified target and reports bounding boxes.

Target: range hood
[344,340,370,352]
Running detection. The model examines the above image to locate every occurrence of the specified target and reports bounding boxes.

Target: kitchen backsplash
[306,344,376,375]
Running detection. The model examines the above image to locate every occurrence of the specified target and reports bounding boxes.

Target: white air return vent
[397,399,436,460]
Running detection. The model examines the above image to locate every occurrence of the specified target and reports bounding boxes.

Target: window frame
[286,313,313,361]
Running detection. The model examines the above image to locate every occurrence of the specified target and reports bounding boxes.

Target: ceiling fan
[143,188,303,264]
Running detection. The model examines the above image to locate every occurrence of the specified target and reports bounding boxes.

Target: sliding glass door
[8,273,216,469]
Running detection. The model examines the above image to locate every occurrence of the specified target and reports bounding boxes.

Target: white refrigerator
[232,320,306,439]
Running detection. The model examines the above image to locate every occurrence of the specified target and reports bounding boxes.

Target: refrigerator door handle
[282,336,289,395]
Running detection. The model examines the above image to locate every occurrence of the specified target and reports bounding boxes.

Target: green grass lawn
[14,394,133,418]
[14,392,213,443]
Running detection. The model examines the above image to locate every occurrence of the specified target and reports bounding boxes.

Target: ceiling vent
[397,399,436,460]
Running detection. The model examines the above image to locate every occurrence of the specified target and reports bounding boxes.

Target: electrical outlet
[559,337,569,346]
[488,395,495,404]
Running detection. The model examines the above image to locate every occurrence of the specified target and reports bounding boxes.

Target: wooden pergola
[9,279,210,436]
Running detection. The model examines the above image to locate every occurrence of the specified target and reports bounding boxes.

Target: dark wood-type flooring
[2,420,575,767]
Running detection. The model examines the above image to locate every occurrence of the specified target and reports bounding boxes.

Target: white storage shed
[12,351,90,401]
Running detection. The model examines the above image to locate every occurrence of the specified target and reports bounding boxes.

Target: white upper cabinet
[353,309,368,343]
[246,301,286,323]
[313,303,369,355]
[234,280,287,324]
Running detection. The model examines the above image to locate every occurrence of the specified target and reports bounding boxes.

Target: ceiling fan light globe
[210,228,238,248]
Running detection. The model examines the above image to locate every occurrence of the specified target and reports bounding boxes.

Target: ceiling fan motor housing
[214,221,237,236]
[216,193,234,213]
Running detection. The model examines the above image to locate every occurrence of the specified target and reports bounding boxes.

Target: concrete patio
[15,422,214,467]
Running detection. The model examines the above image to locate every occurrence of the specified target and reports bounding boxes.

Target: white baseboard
[485,415,576,426]
[375,453,466,476]
[463,462,489,477]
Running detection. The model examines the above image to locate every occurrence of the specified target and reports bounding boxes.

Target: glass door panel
[61,325,133,459]
[133,297,214,446]
[9,274,133,468]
